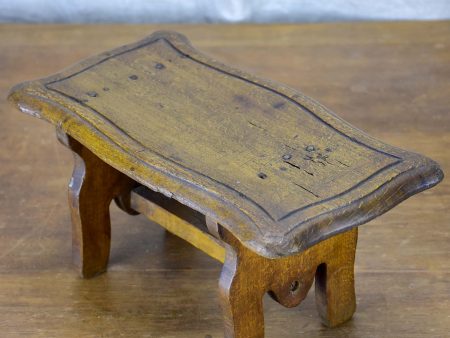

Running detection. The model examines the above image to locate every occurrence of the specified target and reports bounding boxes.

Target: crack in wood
[283,143,298,151]
[293,182,320,198]
[303,169,314,176]
[247,120,267,131]
[336,159,350,167]
[284,160,315,176]
[284,160,302,170]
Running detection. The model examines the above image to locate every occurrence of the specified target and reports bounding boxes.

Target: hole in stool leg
[290,280,300,293]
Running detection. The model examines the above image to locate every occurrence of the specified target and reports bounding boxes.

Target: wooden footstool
[9,31,443,337]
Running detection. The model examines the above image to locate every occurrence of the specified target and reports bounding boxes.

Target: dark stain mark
[325,147,333,152]
[102,87,110,91]
[158,103,164,108]
[129,74,138,80]
[130,167,135,171]
[280,166,287,171]
[234,94,254,109]
[293,134,299,139]
[305,145,315,152]
[258,172,267,179]
[294,182,320,198]
[205,335,213,338]
[273,101,286,109]
[336,159,350,167]
[282,154,292,160]
[86,91,97,97]
[155,62,165,70]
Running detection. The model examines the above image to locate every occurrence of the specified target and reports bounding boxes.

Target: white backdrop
[1,0,450,23]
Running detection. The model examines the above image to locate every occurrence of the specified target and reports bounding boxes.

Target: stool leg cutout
[315,228,358,327]
[58,132,136,278]
[219,227,358,337]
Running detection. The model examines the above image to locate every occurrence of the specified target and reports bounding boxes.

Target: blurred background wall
[1,0,450,23]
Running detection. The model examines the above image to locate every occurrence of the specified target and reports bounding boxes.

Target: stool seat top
[9,31,443,258]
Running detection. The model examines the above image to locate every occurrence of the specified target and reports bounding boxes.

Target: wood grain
[7,30,443,258]
[0,22,449,337]
[219,228,357,337]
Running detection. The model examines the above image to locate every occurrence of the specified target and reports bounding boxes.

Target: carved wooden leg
[219,227,358,337]
[219,248,265,338]
[315,228,358,327]
[57,132,137,278]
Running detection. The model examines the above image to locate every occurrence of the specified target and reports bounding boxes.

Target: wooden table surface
[0,22,449,337]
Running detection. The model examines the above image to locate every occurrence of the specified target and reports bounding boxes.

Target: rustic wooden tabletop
[0,22,449,337]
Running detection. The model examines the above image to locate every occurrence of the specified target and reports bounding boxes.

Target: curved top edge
[7,30,445,258]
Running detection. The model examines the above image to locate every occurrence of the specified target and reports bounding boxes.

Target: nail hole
[155,63,165,70]
[305,145,315,152]
[282,154,292,160]
[86,91,97,97]
[129,74,138,80]
[257,172,267,179]
[290,280,300,293]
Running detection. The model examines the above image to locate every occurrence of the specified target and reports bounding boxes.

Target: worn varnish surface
[51,130,360,336]
[1,22,449,337]
[7,30,443,258]
[218,228,358,337]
